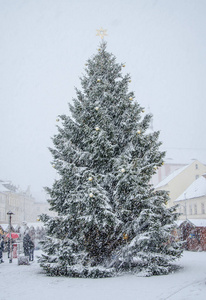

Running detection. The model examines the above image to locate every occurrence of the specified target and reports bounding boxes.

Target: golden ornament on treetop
[88,177,93,181]
[121,168,125,173]
[129,97,133,101]
[89,193,94,198]
[97,79,101,82]
[95,106,99,111]
[137,130,141,134]
[95,126,100,131]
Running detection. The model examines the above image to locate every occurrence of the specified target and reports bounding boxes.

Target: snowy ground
[1,251,206,300]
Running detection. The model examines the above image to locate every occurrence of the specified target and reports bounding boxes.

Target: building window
[194,204,197,214]
[189,205,193,215]
[195,164,198,169]
[201,203,205,214]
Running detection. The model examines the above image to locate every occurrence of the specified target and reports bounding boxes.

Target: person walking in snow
[23,233,31,257]
[7,238,12,259]
[29,239,34,261]
[0,236,4,263]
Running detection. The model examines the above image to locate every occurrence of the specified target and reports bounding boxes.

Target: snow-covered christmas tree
[39,40,182,277]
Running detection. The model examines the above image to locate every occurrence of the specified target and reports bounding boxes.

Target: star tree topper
[96,27,108,39]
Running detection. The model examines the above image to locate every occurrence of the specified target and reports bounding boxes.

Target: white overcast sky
[0,0,206,201]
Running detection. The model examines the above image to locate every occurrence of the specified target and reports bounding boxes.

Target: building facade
[175,174,206,220]
[154,160,206,210]
[0,180,53,225]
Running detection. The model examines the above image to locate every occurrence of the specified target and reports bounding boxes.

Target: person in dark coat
[0,237,4,263]
[29,239,35,261]
[23,233,31,257]
[7,238,13,259]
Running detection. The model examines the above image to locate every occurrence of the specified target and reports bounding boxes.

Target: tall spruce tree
[39,41,182,277]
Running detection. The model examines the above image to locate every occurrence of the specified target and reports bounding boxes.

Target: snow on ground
[1,251,206,300]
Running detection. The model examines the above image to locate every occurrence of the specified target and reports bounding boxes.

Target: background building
[0,180,54,225]
[175,174,206,220]
[154,160,206,211]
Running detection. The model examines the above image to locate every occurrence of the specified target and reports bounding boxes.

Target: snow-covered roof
[155,164,188,188]
[0,224,9,231]
[0,182,10,192]
[177,219,206,227]
[175,176,206,201]
[0,222,44,231]
[25,222,44,229]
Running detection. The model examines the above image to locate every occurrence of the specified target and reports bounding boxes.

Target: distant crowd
[0,233,35,263]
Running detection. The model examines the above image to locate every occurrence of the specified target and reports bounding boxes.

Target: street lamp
[7,211,14,263]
